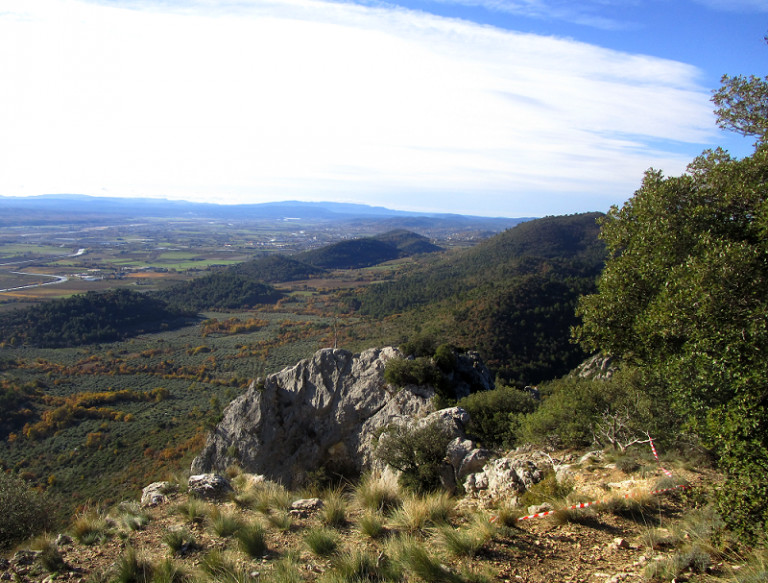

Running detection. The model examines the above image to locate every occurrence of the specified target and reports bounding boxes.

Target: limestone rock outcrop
[191,347,438,487]
[463,449,551,502]
[191,346,496,488]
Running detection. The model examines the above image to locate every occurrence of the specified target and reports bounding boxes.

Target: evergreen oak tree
[574,70,768,541]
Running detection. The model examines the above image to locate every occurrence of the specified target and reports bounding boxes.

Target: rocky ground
[0,450,740,583]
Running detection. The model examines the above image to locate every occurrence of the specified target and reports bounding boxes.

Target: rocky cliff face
[191,346,442,486]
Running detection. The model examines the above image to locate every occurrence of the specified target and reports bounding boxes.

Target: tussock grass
[198,549,255,583]
[71,506,112,546]
[173,497,209,525]
[602,492,658,521]
[641,506,726,581]
[162,528,198,556]
[548,507,588,526]
[252,482,293,515]
[323,548,402,583]
[640,527,676,551]
[518,472,573,508]
[432,524,487,558]
[390,495,431,533]
[304,527,339,557]
[387,535,462,583]
[321,488,349,528]
[231,489,259,510]
[236,521,268,558]
[151,558,190,583]
[269,555,304,583]
[490,502,523,529]
[466,511,497,543]
[391,492,455,533]
[615,455,642,474]
[358,511,387,539]
[117,501,151,532]
[113,546,152,583]
[29,534,67,573]
[731,548,768,583]
[208,507,245,538]
[354,473,402,515]
[643,544,711,581]
[265,510,293,532]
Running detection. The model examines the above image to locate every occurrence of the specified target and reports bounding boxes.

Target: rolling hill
[296,230,442,269]
[356,213,606,385]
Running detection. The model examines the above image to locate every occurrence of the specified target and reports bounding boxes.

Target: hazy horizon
[1,0,763,217]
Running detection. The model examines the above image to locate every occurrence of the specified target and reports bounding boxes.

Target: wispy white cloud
[692,0,768,12]
[398,0,641,30]
[0,0,715,215]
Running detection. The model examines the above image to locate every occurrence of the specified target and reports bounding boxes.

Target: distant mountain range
[0,194,532,232]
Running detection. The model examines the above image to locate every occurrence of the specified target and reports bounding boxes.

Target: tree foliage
[575,71,768,541]
[517,368,671,451]
[712,73,768,140]
[361,213,606,385]
[375,421,454,493]
[160,272,282,311]
[0,472,53,548]
[456,385,538,448]
[0,289,187,348]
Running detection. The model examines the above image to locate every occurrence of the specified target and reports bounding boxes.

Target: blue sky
[0,0,765,217]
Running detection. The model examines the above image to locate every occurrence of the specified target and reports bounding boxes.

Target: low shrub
[375,421,454,493]
[457,385,538,448]
[518,472,573,508]
[383,357,441,389]
[0,471,54,548]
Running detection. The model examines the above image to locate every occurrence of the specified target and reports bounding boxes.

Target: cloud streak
[0,0,716,215]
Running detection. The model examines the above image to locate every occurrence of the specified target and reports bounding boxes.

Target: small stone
[527,502,553,515]
[55,534,72,546]
[187,474,233,499]
[612,537,630,549]
[291,498,324,511]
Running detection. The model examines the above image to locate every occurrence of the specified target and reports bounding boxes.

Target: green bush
[0,472,53,548]
[457,385,538,448]
[383,357,441,389]
[375,421,454,493]
[517,367,674,450]
[400,336,437,358]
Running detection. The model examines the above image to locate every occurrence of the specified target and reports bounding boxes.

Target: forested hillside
[357,213,605,385]
[296,229,441,269]
[0,289,189,348]
[158,272,283,312]
[154,230,440,312]
[232,255,326,282]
